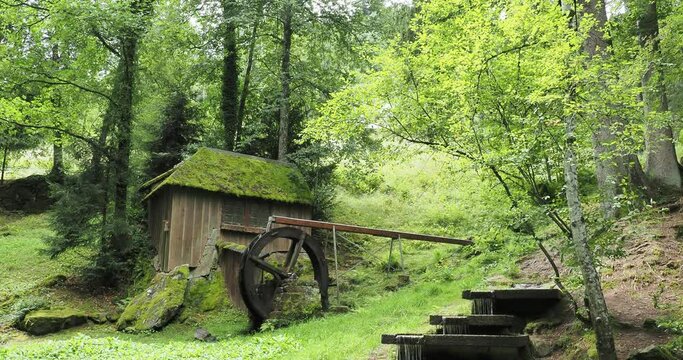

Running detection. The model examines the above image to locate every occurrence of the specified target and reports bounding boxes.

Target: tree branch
[17,76,115,104]
[0,117,110,159]
[91,30,120,57]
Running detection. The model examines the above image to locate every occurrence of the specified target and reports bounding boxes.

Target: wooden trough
[382,288,564,360]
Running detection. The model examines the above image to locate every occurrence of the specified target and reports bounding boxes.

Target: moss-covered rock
[186,272,228,313]
[20,309,87,335]
[267,276,322,328]
[628,344,681,360]
[116,264,190,332]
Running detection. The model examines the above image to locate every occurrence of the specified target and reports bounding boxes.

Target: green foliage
[144,147,313,205]
[288,143,338,220]
[146,92,199,179]
[655,319,683,335]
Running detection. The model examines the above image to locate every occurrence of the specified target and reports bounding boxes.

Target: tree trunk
[1,145,8,186]
[221,0,240,151]
[49,44,64,183]
[278,1,293,161]
[639,0,681,190]
[564,114,617,360]
[237,4,263,145]
[580,0,643,218]
[49,132,64,182]
[111,33,139,257]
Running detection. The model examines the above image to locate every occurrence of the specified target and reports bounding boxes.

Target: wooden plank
[462,289,562,300]
[381,334,529,347]
[221,223,265,234]
[270,216,473,246]
[168,189,184,270]
[181,191,192,265]
[429,315,521,326]
[191,193,202,265]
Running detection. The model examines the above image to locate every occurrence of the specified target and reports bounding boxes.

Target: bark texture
[639,0,681,190]
[564,114,617,360]
[221,0,240,151]
[1,145,8,185]
[278,1,293,161]
[111,33,138,256]
[237,3,263,141]
[50,132,64,182]
[110,0,153,257]
[580,0,646,218]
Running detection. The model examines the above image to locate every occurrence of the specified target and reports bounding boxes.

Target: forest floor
[516,204,683,359]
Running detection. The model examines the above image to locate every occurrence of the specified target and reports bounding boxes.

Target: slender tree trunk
[221,0,240,151]
[50,132,64,182]
[1,145,8,186]
[236,4,263,145]
[49,43,64,183]
[564,114,617,360]
[563,2,617,358]
[639,0,681,190]
[278,1,293,161]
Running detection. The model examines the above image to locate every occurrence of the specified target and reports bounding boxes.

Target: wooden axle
[268,216,473,246]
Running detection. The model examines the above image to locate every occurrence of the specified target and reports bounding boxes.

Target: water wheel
[238,227,329,326]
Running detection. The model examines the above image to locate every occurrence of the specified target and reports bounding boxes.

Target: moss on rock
[116,264,190,333]
[186,272,228,313]
[267,276,322,328]
[20,308,87,335]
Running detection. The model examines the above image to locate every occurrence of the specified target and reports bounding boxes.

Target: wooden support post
[333,225,340,303]
[398,234,404,272]
[265,216,274,232]
[388,237,395,273]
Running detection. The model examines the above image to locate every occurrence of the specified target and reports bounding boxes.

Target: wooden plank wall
[166,187,222,271]
[148,189,173,271]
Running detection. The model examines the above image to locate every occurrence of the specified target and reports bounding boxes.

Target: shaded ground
[517,205,683,359]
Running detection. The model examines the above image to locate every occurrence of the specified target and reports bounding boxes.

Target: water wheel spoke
[249,255,288,279]
[284,239,303,273]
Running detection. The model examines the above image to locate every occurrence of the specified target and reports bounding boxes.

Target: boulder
[20,309,87,335]
[185,272,227,313]
[0,175,53,213]
[194,327,217,342]
[628,345,681,360]
[268,275,322,327]
[88,313,108,324]
[116,264,190,332]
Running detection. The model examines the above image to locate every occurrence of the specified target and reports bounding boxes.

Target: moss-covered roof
[143,147,313,205]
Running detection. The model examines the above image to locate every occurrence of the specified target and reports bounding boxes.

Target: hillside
[1,155,681,359]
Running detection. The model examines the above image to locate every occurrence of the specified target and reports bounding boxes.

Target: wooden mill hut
[143,147,313,307]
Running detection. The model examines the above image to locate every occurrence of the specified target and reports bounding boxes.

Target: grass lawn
[0,213,86,303]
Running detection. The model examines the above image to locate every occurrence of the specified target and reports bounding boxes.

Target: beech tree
[638,0,681,190]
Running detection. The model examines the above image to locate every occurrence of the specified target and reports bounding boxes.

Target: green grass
[0,214,85,302]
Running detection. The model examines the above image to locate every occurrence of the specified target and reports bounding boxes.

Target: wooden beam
[269,216,473,246]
